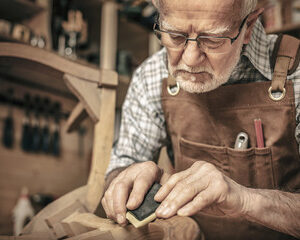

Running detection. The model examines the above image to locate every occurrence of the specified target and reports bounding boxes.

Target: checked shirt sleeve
[106,53,168,176]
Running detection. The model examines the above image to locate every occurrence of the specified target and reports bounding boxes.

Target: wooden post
[85,1,118,212]
[100,1,118,70]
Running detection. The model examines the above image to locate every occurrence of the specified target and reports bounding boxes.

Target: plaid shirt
[106,20,300,175]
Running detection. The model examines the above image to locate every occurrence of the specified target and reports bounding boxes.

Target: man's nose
[182,40,206,67]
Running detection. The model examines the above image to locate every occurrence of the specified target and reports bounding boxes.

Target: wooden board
[85,88,116,212]
[65,102,88,133]
[63,74,101,123]
[0,42,99,84]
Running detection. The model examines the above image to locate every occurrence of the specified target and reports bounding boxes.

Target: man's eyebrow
[202,25,230,35]
[160,21,183,33]
[160,20,230,35]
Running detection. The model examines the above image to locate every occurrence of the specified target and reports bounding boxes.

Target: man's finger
[154,170,190,202]
[113,180,132,224]
[104,189,116,221]
[159,171,171,185]
[101,197,111,218]
[177,187,216,216]
[156,177,208,218]
[126,176,155,210]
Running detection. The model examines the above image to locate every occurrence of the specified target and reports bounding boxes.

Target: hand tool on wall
[31,95,42,152]
[61,10,84,59]
[51,102,61,156]
[2,88,14,148]
[21,93,33,152]
[41,97,51,153]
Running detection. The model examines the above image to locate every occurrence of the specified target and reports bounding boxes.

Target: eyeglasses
[153,15,249,54]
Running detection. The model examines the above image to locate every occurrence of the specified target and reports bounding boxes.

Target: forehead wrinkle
[159,0,242,23]
[166,10,230,21]
[160,19,230,35]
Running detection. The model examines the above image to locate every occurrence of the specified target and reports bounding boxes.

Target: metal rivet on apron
[167,82,180,96]
[268,86,286,101]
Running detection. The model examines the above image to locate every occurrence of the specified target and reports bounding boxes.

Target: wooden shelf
[0,0,44,22]
[0,42,99,99]
[0,42,130,108]
[266,23,300,34]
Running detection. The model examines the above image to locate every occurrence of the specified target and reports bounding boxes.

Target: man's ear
[243,8,264,44]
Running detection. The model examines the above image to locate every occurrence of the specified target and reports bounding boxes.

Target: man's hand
[102,161,168,226]
[155,161,249,218]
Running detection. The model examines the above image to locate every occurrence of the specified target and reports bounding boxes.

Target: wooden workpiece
[60,211,201,240]
[21,186,87,238]
[149,216,205,240]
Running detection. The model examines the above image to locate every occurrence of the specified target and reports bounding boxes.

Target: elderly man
[102,0,300,239]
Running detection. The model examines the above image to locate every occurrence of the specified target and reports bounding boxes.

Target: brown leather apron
[161,35,300,240]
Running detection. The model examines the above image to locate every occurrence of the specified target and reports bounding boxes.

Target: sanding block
[126,182,161,228]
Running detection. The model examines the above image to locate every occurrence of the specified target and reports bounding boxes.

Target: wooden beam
[99,69,118,89]
[100,2,118,70]
[64,74,101,123]
[0,42,99,82]
[65,102,88,133]
[85,88,116,212]
[85,0,119,212]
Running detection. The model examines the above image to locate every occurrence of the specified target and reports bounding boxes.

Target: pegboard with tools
[0,88,69,156]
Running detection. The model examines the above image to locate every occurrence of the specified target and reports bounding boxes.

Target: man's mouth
[175,70,213,82]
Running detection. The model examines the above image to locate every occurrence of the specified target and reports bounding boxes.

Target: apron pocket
[253,147,275,188]
[227,147,274,188]
[180,137,274,188]
[179,137,229,175]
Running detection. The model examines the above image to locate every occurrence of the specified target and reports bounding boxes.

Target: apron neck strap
[270,35,300,98]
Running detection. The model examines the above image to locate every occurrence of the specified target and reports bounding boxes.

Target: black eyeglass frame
[153,14,249,47]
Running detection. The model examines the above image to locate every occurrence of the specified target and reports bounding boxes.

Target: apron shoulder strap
[270,34,300,96]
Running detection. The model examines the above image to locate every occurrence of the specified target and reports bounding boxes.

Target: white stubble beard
[167,38,244,93]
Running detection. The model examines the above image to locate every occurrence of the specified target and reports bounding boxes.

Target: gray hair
[153,0,258,20]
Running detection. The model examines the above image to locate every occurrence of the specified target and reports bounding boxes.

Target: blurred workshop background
[0,0,299,235]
